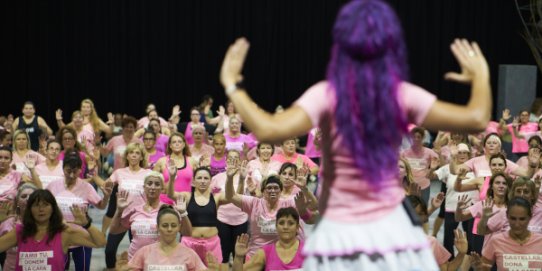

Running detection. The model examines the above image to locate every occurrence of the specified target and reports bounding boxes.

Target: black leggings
[105,184,119,218]
[105,230,133,268]
[443,212,473,257]
[217,221,248,263]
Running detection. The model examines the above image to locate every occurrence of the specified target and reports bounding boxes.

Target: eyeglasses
[143,138,155,141]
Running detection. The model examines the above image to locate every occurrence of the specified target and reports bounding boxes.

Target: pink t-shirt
[0,217,18,271]
[34,162,64,189]
[155,134,169,154]
[294,81,436,222]
[11,150,45,178]
[271,153,317,171]
[46,178,102,222]
[147,150,165,170]
[211,172,249,226]
[162,156,193,193]
[58,150,87,179]
[305,128,322,159]
[129,242,206,271]
[482,231,542,270]
[0,171,22,203]
[401,147,438,189]
[105,135,143,170]
[508,122,539,153]
[224,133,255,153]
[246,159,282,184]
[240,195,300,257]
[189,144,214,162]
[262,241,304,271]
[110,167,153,207]
[121,203,160,259]
[184,123,204,146]
[485,121,501,135]
[463,156,518,178]
[487,205,542,235]
[15,224,66,271]
[428,235,451,265]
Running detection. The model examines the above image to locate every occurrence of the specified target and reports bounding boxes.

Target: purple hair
[328,0,408,189]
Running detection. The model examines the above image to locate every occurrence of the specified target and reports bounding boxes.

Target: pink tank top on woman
[262,241,304,271]
[210,155,226,177]
[15,224,66,271]
[479,176,490,201]
[162,156,193,192]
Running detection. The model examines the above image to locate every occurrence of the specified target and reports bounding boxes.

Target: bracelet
[83,216,93,229]
[300,210,312,221]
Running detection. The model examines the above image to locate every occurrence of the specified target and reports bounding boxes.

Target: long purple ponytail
[328,0,408,189]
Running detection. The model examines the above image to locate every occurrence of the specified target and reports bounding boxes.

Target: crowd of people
[0,0,540,270]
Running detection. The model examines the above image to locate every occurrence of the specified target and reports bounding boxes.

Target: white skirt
[303,203,439,271]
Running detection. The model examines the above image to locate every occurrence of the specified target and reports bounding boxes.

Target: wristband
[83,216,93,229]
[300,210,312,221]
[179,211,188,218]
[226,84,237,95]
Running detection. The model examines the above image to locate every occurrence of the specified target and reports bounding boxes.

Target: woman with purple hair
[220,0,491,269]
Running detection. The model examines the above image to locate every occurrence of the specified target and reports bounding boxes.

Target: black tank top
[17,116,41,151]
[187,188,218,227]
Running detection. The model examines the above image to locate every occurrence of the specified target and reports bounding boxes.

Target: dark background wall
[1,0,537,127]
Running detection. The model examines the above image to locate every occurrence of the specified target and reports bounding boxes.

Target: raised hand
[294,191,308,214]
[234,233,250,257]
[206,252,220,271]
[171,105,181,117]
[217,106,225,117]
[528,147,541,168]
[429,156,440,170]
[167,159,177,178]
[175,195,187,215]
[226,159,239,178]
[107,112,114,125]
[115,251,130,271]
[512,116,520,128]
[456,194,471,211]
[101,180,114,198]
[481,198,497,219]
[55,109,63,120]
[454,229,468,254]
[501,109,511,121]
[221,38,250,90]
[69,204,89,226]
[0,201,13,222]
[431,192,445,209]
[116,190,131,211]
[24,153,37,170]
[238,160,248,178]
[470,252,492,271]
[294,163,310,188]
[444,39,489,84]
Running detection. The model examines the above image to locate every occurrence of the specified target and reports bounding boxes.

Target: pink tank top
[162,156,193,192]
[262,241,304,271]
[210,155,226,176]
[15,224,66,271]
[184,124,194,145]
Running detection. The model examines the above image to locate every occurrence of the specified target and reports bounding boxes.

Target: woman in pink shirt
[68,111,95,154]
[119,205,219,271]
[500,109,539,157]
[0,146,42,204]
[180,107,207,146]
[0,189,106,271]
[142,130,165,170]
[135,118,170,154]
[110,172,192,261]
[247,143,282,188]
[46,151,112,271]
[208,134,227,177]
[154,132,196,193]
[57,98,113,138]
[100,116,143,171]
[96,142,152,270]
[272,138,319,176]
[233,207,305,271]
[220,0,491,267]
[34,140,64,189]
[223,117,254,157]
[473,197,542,270]
[0,183,38,271]
[57,127,88,179]
[11,130,45,179]
[189,125,214,162]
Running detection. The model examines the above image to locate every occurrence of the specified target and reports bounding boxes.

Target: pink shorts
[181,235,223,265]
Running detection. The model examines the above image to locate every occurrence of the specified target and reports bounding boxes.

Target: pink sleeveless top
[262,241,304,271]
[210,155,226,177]
[162,156,193,192]
[15,224,66,271]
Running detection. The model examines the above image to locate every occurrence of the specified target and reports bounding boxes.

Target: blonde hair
[81,99,101,133]
[123,142,148,168]
[12,129,31,151]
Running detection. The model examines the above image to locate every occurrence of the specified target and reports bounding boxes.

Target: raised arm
[225,161,243,208]
[232,233,265,271]
[420,39,491,133]
[109,190,131,234]
[476,198,497,235]
[23,154,43,189]
[65,205,106,249]
[454,195,473,222]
